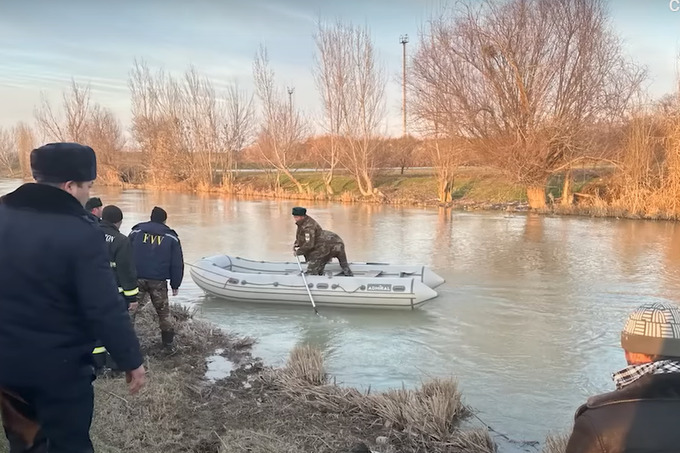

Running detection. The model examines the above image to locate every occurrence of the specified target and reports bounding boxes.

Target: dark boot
[161,330,175,348]
[105,353,120,372]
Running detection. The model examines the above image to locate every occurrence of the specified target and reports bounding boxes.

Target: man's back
[566,373,680,452]
[0,183,142,386]
[100,220,138,300]
[319,229,344,245]
[129,220,184,289]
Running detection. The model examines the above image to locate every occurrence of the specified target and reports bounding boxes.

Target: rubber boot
[161,330,175,348]
[92,352,107,374]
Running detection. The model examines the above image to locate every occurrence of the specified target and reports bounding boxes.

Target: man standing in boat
[129,206,184,349]
[292,206,353,276]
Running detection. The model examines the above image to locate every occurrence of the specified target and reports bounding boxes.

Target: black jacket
[565,373,680,453]
[129,220,184,289]
[0,184,143,385]
[100,220,139,304]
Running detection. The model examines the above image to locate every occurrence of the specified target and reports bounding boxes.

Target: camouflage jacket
[294,215,323,256]
[319,229,343,246]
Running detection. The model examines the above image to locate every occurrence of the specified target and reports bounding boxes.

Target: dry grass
[280,344,328,385]
[542,433,569,453]
[272,344,493,453]
[0,306,571,453]
[22,305,495,453]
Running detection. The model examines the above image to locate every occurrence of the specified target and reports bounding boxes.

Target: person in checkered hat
[565,302,680,452]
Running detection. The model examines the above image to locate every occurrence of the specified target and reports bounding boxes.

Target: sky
[0,0,679,138]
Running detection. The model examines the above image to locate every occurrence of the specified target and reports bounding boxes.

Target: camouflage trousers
[305,242,353,276]
[131,279,174,334]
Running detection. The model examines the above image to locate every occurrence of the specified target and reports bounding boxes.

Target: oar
[295,254,319,316]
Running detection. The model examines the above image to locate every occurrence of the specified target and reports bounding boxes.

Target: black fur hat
[292,207,307,216]
[30,142,97,183]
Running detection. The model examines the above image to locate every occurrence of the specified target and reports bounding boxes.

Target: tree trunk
[323,169,334,195]
[355,172,374,197]
[526,185,546,210]
[280,167,305,193]
[561,169,573,206]
[437,177,453,203]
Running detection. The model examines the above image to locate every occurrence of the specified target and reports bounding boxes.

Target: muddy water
[3,178,680,450]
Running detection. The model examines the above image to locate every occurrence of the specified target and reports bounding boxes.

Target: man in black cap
[292,207,353,276]
[92,205,141,372]
[129,206,184,348]
[85,196,103,220]
[0,142,146,453]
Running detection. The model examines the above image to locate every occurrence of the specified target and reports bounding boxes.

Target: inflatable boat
[189,254,444,310]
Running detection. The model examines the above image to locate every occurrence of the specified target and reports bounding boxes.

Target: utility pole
[287,87,295,119]
[399,34,409,137]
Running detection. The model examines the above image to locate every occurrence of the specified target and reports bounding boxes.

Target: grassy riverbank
[0,305,494,453]
[99,304,497,453]
[0,304,575,453]
[116,166,526,210]
[123,165,612,213]
[7,163,672,220]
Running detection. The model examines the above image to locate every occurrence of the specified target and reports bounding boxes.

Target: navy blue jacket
[0,184,143,386]
[129,220,184,289]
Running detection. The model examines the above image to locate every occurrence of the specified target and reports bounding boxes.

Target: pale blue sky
[0,0,678,137]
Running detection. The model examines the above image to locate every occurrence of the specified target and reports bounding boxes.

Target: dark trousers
[1,375,95,453]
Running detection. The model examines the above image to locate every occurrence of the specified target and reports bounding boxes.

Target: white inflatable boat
[189,254,444,310]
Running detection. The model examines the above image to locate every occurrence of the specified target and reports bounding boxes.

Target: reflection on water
[3,178,680,450]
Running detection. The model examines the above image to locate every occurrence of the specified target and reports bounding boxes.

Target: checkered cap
[621,302,680,357]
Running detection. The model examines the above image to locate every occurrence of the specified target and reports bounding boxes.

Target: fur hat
[292,207,307,216]
[31,142,97,183]
[621,302,680,357]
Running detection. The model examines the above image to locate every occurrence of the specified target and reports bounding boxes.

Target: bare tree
[410,0,645,209]
[84,104,126,183]
[13,122,35,179]
[314,20,387,197]
[33,80,125,182]
[313,21,345,195]
[129,59,256,188]
[34,79,91,143]
[252,45,307,193]
[388,135,419,175]
[223,83,256,184]
[0,127,19,177]
[129,59,188,186]
[182,65,222,185]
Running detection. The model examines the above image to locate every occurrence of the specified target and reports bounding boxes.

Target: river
[3,178,680,451]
